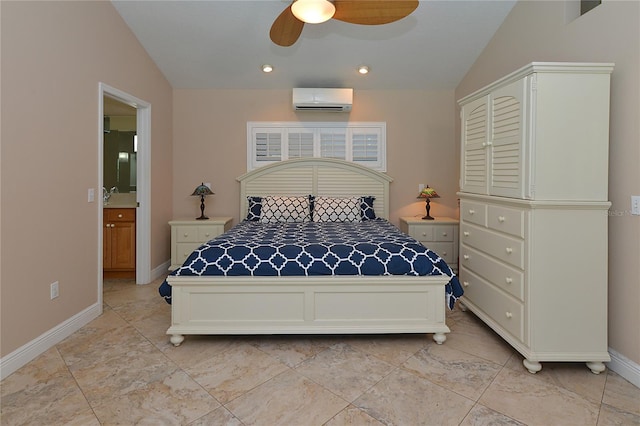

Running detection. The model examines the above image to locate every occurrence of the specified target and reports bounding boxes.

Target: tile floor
[1,275,638,425]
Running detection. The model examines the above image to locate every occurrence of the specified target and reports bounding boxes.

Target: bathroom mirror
[104,97,136,193]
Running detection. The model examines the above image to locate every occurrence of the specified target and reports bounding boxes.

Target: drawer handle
[463,231,470,237]
[463,254,470,260]
[441,232,448,237]
[468,209,475,215]
[442,251,448,256]
[505,247,513,254]
[505,312,513,319]
[421,232,427,237]
[463,281,470,287]
[498,216,505,223]
[204,233,210,237]
[505,277,513,284]
[183,233,189,237]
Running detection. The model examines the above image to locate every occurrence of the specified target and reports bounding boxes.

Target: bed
[160,158,462,346]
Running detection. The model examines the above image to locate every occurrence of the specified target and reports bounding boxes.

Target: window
[248,122,386,171]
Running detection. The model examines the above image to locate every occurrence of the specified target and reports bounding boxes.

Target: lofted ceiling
[111,0,516,91]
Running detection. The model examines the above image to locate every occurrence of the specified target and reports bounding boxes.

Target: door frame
[98,83,151,296]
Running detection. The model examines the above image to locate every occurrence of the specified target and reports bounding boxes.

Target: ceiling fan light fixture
[291,0,336,24]
[262,64,273,73]
[358,65,369,75]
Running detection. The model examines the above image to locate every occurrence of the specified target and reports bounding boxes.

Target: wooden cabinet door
[110,221,135,269]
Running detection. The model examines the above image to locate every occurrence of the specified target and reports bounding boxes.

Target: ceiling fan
[270,0,419,47]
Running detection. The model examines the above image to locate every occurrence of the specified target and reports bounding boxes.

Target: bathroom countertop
[103,192,137,208]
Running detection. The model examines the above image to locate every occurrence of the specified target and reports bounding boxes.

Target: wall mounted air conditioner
[293,88,353,112]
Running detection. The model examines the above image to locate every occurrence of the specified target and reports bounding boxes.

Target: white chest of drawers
[399,217,459,274]
[169,217,232,270]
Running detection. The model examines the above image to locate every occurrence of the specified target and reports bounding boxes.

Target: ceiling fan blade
[270,5,305,47]
[332,0,419,25]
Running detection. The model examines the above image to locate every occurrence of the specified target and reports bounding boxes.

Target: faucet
[103,186,118,203]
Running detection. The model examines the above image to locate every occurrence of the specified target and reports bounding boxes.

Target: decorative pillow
[245,196,262,221]
[313,197,361,222]
[260,195,311,223]
[360,196,377,220]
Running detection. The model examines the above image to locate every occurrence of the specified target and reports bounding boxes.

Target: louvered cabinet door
[488,78,526,198]
[460,96,489,194]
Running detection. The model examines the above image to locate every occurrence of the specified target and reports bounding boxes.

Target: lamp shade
[191,183,214,197]
[417,186,439,199]
[291,0,336,24]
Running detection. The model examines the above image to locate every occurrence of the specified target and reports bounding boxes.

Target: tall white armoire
[457,62,614,374]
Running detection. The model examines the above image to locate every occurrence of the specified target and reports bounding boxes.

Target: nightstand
[399,216,459,273]
[169,217,233,270]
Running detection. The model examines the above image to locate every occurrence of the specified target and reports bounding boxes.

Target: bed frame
[167,158,451,346]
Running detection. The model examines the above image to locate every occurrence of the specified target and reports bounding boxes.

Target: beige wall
[172,89,459,227]
[455,0,640,365]
[1,1,173,357]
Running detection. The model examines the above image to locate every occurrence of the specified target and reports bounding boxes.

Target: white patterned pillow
[313,197,361,222]
[260,196,311,223]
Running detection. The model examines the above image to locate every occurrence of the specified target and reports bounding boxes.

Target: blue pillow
[245,196,262,221]
[360,196,376,220]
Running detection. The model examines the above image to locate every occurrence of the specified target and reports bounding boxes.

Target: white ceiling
[111,0,516,91]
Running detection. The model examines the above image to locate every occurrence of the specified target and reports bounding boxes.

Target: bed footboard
[166,275,450,345]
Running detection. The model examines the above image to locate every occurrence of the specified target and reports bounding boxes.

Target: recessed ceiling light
[262,64,273,73]
[358,65,369,75]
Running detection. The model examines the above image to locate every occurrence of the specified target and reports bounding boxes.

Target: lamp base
[196,216,209,220]
[422,215,435,220]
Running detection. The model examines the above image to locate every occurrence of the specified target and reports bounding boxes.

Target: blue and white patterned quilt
[159,219,463,309]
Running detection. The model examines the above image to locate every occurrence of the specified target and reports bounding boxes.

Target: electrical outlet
[50,281,59,299]
[632,196,640,216]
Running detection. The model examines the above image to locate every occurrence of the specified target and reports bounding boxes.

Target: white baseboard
[608,347,640,389]
[0,303,102,380]
[149,260,171,282]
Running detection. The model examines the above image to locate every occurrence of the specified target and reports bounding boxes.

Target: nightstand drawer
[409,227,433,241]
[488,205,525,238]
[428,242,454,264]
[176,242,202,265]
[460,267,524,341]
[198,225,222,242]
[175,226,200,243]
[434,226,454,242]
[460,244,524,301]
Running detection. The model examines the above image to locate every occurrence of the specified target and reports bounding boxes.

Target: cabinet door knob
[505,277,513,284]
[505,312,513,319]
[463,281,470,287]
[505,247,513,254]
[118,214,123,218]
[498,216,506,222]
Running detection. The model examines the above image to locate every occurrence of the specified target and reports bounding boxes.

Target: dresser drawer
[460,201,487,227]
[461,223,524,269]
[487,205,525,238]
[427,242,454,264]
[459,244,524,301]
[460,267,524,341]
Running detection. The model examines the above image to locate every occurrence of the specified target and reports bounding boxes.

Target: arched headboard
[237,158,393,219]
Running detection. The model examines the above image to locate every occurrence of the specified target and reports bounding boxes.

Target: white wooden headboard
[236,158,393,219]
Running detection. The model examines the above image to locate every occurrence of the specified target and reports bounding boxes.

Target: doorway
[98,83,151,300]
